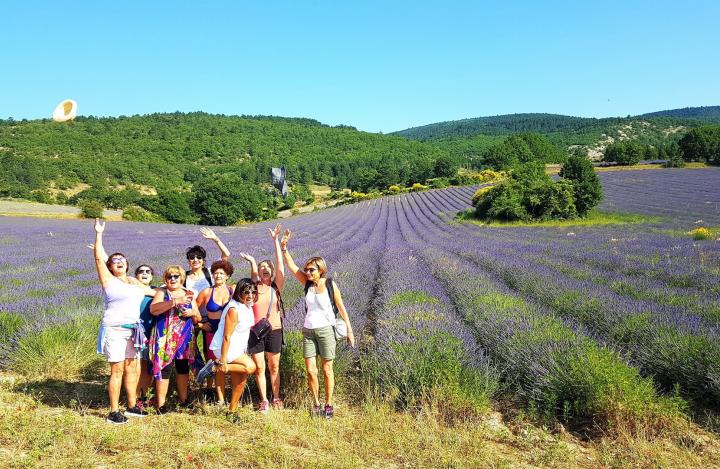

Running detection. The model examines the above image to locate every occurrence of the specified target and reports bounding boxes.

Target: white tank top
[210,300,254,358]
[102,276,145,327]
[185,271,212,296]
[304,285,334,329]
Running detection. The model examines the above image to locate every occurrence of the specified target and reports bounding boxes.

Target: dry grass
[0,200,123,221]
[1,372,719,468]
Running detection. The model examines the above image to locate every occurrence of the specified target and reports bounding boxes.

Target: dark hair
[232,278,258,302]
[186,245,207,260]
[134,264,154,276]
[106,252,128,271]
[210,259,234,277]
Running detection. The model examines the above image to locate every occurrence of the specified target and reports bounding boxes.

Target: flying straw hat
[52,99,78,122]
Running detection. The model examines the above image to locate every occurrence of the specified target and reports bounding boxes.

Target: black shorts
[247,328,283,355]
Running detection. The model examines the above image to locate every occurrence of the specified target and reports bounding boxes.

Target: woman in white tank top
[92,219,154,425]
[280,229,355,419]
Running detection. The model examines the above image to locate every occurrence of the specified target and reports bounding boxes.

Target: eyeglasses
[137,269,152,274]
[166,274,181,281]
[111,257,126,265]
[187,255,204,261]
[240,288,258,296]
[304,267,317,273]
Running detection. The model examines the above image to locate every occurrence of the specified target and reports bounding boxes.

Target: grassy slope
[2,372,719,468]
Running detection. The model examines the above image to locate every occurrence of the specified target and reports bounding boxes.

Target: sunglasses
[166,274,181,281]
[187,255,204,261]
[304,267,317,273]
[240,288,258,296]
[111,257,126,265]
[137,268,152,274]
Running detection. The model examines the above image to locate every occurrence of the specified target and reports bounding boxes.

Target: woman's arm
[280,229,306,285]
[201,227,230,261]
[183,299,202,325]
[150,288,175,316]
[93,219,113,289]
[239,252,259,283]
[128,277,156,296]
[219,307,238,373]
[269,223,285,290]
[332,284,355,347]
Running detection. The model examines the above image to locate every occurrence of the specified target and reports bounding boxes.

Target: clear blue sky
[3,1,719,132]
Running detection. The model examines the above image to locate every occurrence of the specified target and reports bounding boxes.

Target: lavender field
[1,167,719,425]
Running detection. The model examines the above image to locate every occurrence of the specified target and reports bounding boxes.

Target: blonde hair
[304,256,327,277]
[163,265,186,284]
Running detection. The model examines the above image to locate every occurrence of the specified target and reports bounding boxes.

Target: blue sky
[3,1,719,132]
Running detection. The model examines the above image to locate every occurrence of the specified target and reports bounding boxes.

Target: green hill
[0,112,456,222]
[392,107,720,161]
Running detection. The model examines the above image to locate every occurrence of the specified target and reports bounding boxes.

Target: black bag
[251,317,271,340]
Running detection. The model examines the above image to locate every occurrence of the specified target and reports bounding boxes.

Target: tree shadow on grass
[13,362,109,413]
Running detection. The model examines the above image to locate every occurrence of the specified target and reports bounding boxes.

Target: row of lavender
[404,175,720,405]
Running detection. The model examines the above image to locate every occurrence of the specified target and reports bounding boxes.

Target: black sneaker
[310,404,323,418]
[156,405,170,415]
[106,411,128,425]
[124,406,148,418]
[324,404,334,419]
[178,400,193,410]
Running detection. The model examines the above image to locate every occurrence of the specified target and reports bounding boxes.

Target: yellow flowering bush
[689,227,712,240]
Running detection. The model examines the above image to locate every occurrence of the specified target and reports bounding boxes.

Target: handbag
[250,288,274,340]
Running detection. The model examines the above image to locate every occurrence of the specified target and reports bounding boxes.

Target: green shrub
[78,199,104,219]
[604,141,644,165]
[121,205,167,222]
[559,155,603,216]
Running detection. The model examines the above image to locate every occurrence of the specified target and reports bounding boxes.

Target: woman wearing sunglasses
[199,278,258,415]
[149,266,201,412]
[279,230,355,419]
[93,219,154,425]
[184,227,230,295]
[134,264,157,410]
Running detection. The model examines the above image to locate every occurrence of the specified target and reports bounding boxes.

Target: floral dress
[148,289,195,379]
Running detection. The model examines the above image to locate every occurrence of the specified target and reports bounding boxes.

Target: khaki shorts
[302,326,336,360]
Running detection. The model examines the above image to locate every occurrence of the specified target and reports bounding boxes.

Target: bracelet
[281,249,288,252]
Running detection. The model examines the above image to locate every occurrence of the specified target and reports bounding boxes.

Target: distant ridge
[393,106,720,141]
[635,105,720,120]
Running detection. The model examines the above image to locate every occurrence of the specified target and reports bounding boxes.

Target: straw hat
[52,99,78,122]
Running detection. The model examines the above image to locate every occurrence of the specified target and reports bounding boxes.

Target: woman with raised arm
[149,266,202,412]
[195,259,235,403]
[280,229,355,419]
[184,227,231,296]
[93,219,153,424]
[246,223,287,412]
[198,278,258,416]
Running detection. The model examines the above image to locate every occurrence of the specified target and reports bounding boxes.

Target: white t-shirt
[304,285,334,329]
[210,300,254,362]
[102,276,145,327]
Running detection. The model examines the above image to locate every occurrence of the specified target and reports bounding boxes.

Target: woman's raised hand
[94,219,105,233]
[280,229,292,250]
[200,227,219,241]
[239,252,256,264]
[268,223,282,240]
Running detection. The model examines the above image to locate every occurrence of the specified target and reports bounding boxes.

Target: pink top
[252,284,281,329]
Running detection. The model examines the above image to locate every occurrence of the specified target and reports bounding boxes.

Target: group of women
[93,220,355,425]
